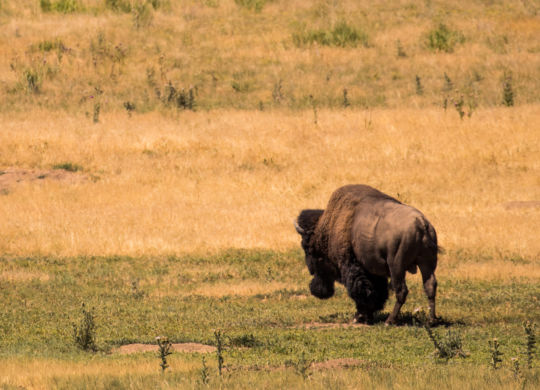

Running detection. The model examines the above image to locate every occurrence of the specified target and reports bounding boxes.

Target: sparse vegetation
[40,0,80,13]
[418,311,468,361]
[52,162,82,172]
[489,338,504,369]
[235,0,270,12]
[396,39,407,58]
[72,303,97,352]
[415,75,424,96]
[0,1,538,111]
[293,21,369,48]
[425,23,465,53]
[0,1,538,388]
[0,250,538,388]
[524,321,536,369]
[214,330,225,376]
[156,336,173,373]
[502,70,515,107]
[200,356,210,385]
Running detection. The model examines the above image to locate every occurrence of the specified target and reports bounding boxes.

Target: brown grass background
[1,107,538,265]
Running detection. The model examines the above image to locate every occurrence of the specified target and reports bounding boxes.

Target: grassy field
[1,0,539,389]
[0,250,539,388]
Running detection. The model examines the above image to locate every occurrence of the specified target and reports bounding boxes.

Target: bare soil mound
[0,167,87,192]
[312,358,364,370]
[114,342,216,355]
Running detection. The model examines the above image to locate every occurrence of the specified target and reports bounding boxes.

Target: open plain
[0,1,539,389]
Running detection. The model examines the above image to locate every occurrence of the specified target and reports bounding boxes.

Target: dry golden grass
[0,106,538,265]
[1,1,539,111]
[0,357,199,390]
[0,270,50,282]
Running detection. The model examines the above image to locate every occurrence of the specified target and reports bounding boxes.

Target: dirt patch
[311,358,364,370]
[503,201,540,209]
[114,342,216,355]
[0,167,88,192]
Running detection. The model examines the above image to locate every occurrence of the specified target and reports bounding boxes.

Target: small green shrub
[343,88,350,107]
[489,338,503,369]
[53,162,82,172]
[132,1,153,29]
[451,94,465,119]
[199,356,210,385]
[272,79,284,104]
[105,0,132,13]
[415,75,423,95]
[524,321,536,369]
[214,330,225,376]
[502,70,515,107]
[442,72,453,110]
[235,0,269,12]
[418,310,468,361]
[231,80,252,93]
[36,39,65,52]
[156,336,173,373]
[54,0,79,13]
[23,69,41,93]
[41,0,80,13]
[293,21,369,48]
[397,40,407,57]
[426,23,465,53]
[229,333,261,348]
[93,102,101,123]
[511,357,522,379]
[286,351,312,380]
[123,101,136,116]
[161,82,196,110]
[72,304,97,352]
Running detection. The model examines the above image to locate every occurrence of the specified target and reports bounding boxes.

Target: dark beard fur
[309,274,335,299]
[345,263,389,313]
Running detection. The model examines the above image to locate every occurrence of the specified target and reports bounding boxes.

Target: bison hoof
[353,313,372,325]
[384,318,396,326]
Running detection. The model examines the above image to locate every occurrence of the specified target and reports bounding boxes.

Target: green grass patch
[0,249,538,388]
[292,21,370,48]
[425,23,465,53]
[52,162,83,172]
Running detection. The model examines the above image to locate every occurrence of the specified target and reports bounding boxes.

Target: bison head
[295,209,337,299]
[309,274,335,299]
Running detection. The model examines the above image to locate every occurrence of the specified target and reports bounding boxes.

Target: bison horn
[294,219,305,235]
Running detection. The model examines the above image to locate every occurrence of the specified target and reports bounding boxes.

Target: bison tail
[419,217,440,256]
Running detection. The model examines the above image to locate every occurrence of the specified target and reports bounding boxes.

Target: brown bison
[294,185,439,325]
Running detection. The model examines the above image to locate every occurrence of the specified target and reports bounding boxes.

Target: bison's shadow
[372,311,464,327]
[317,311,464,328]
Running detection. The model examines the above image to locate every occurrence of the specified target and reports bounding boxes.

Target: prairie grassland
[0,251,539,389]
[2,357,538,390]
[0,1,539,389]
[1,0,539,112]
[1,107,539,266]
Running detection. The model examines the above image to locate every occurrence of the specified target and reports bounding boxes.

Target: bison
[294,184,440,325]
